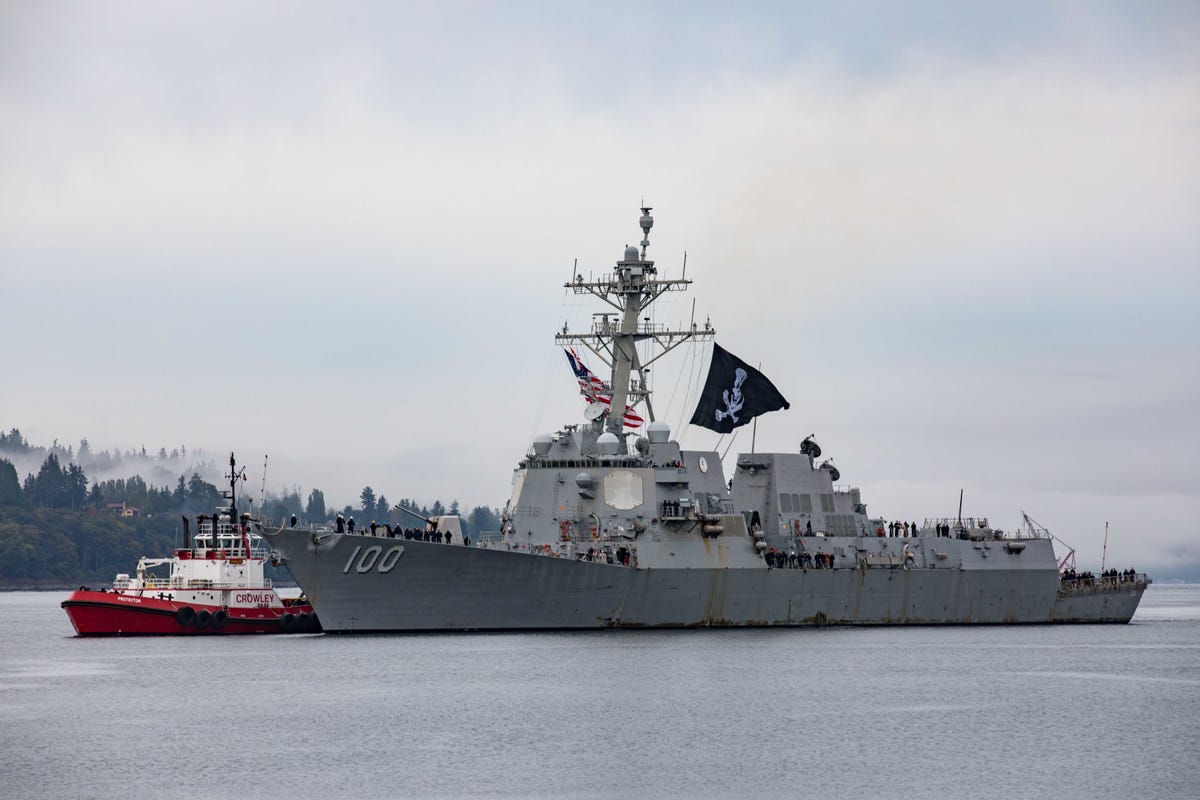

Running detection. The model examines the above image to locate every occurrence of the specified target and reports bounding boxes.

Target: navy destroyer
[261,208,1149,631]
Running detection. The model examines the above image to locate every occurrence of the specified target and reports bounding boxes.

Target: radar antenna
[555,206,715,434]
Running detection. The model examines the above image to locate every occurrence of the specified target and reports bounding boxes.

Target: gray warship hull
[264,529,1146,632]
[266,207,1149,632]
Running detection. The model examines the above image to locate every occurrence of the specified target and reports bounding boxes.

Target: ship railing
[1059,573,1150,593]
[923,516,992,531]
[175,578,274,590]
[499,540,638,567]
[182,545,272,559]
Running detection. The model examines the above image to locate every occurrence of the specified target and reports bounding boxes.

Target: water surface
[2,586,1197,799]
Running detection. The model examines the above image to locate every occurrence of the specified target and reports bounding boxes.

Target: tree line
[0,429,503,586]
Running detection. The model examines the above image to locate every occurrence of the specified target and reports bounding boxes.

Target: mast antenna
[554,206,714,437]
[225,452,246,518]
[1101,521,1109,573]
[259,454,269,522]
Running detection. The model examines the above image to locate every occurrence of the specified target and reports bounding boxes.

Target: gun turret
[395,504,463,542]
[396,505,436,526]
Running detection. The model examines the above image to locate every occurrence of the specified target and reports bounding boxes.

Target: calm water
[2,587,1198,800]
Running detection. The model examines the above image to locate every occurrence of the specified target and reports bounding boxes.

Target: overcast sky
[1,1,1197,574]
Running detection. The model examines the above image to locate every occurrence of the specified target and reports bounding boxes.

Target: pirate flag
[689,343,790,433]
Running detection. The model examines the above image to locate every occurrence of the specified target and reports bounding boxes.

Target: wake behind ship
[261,209,1149,631]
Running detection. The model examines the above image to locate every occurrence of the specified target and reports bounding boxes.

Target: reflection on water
[1011,670,1200,686]
[0,584,1197,800]
[0,659,117,680]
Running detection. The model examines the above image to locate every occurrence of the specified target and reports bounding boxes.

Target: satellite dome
[575,472,594,489]
[596,432,620,456]
[646,420,671,443]
[532,434,553,456]
[623,245,639,262]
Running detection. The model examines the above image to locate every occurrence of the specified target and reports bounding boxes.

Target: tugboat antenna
[260,454,269,523]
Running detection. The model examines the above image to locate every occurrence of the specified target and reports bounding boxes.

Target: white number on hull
[343,544,405,574]
[377,545,403,573]
[356,546,383,572]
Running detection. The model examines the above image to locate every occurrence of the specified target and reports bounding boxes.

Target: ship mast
[555,207,714,435]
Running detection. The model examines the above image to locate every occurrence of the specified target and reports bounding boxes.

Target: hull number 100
[342,544,405,574]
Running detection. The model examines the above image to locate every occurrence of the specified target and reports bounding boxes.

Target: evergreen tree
[376,495,389,519]
[0,459,22,506]
[431,499,446,517]
[186,473,220,507]
[467,505,500,537]
[359,486,377,514]
[65,463,88,510]
[27,454,66,508]
[0,428,30,451]
[306,488,326,520]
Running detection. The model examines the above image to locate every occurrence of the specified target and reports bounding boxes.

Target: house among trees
[105,502,140,518]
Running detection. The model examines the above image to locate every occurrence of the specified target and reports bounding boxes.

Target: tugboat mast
[555,207,715,436]
[224,452,245,520]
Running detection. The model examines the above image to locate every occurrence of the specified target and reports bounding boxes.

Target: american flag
[564,348,644,428]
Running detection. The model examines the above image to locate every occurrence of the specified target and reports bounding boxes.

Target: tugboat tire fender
[280,613,297,632]
[176,606,196,627]
[194,609,212,629]
[211,610,228,630]
[297,612,312,631]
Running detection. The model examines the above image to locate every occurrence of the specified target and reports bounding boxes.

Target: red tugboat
[62,454,319,636]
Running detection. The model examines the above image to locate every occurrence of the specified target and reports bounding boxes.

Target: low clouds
[1,2,1196,570]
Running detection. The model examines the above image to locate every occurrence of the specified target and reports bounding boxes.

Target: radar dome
[532,434,553,457]
[646,420,671,443]
[596,432,620,456]
[623,245,639,262]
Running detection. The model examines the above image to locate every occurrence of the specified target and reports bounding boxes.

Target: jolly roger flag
[689,343,790,433]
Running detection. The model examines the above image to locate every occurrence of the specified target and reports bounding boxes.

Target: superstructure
[261,209,1148,631]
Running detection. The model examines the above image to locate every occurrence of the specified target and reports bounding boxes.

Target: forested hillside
[0,427,502,587]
